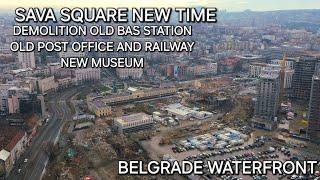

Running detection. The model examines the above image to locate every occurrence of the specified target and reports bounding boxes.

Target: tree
[43,142,59,160]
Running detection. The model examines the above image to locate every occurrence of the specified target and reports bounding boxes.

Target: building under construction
[292,56,318,100]
[252,69,280,130]
[308,75,320,144]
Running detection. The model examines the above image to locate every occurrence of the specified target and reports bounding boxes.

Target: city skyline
[0,2,320,179]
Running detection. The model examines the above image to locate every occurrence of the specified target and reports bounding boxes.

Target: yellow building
[88,100,112,117]
[102,87,178,105]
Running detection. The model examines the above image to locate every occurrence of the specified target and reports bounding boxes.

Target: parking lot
[183,137,319,180]
[189,142,289,179]
[143,133,320,180]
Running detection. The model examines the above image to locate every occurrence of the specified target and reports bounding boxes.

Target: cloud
[237,1,248,5]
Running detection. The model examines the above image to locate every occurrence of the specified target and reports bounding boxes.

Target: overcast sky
[0,0,319,11]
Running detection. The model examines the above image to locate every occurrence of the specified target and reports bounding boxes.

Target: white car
[24,158,28,163]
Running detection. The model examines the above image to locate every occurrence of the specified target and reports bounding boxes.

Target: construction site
[41,55,320,179]
[39,75,257,179]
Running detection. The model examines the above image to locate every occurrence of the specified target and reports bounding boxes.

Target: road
[7,88,78,180]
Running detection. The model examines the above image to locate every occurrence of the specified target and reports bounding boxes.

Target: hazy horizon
[0,0,319,12]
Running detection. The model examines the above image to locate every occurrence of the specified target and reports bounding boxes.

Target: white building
[48,62,61,75]
[270,58,295,69]
[166,107,191,120]
[249,63,268,78]
[59,50,85,58]
[206,62,218,75]
[284,69,294,89]
[37,76,58,94]
[114,113,153,133]
[0,149,12,174]
[0,43,11,54]
[0,90,8,115]
[59,50,100,85]
[263,65,294,89]
[18,52,36,69]
[73,68,101,85]
[165,103,213,120]
[250,63,294,89]
[116,68,143,79]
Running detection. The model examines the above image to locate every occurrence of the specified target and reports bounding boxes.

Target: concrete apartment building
[0,90,8,115]
[36,76,58,94]
[59,50,85,59]
[249,62,268,78]
[59,50,101,85]
[73,68,101,85]
[264,65,294,89]
[17,52,36,69]
[249,63,294,89]
[116,68,143,79]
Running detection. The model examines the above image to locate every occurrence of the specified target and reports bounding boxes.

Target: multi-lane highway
[7,88,78,180]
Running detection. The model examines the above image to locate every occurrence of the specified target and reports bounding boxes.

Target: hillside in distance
[218,9,320,31]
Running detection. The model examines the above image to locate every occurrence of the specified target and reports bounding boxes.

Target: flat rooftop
[92,100,107,108]
[260,70,279,79]
[115,113,150,124]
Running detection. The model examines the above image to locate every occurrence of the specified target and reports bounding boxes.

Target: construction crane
[279,53,286,103]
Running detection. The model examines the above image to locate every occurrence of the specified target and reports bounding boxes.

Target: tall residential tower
[292,56,318,100]
[252,69,280,130]
[308,75,320,143]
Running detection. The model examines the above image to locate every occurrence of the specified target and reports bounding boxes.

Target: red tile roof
[0,124,25,152]
[5,130,25,151]
[219,57,240,66]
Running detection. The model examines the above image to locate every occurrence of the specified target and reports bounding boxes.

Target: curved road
[7,88,78,180]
